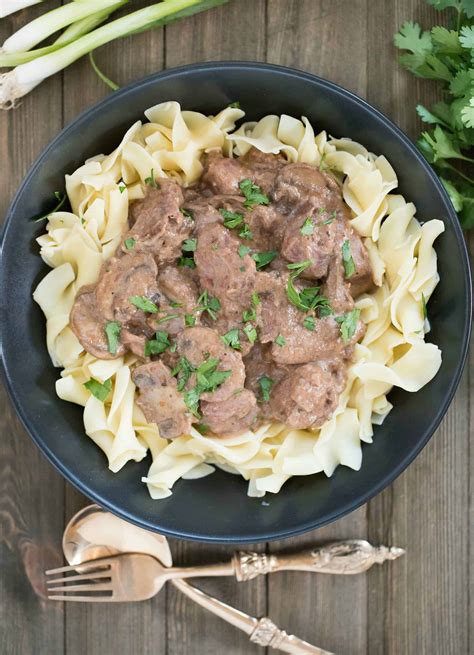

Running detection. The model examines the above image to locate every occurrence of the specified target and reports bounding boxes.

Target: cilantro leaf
[185,314,196,327]
[239,179,270,208]
[124,237,136,250]
[243,323,257,344]
[238,223,253,240]
[303,316,316,331]
[459,25,474,48]
[84,377,112,402]
[103,321,121,355]
[181,207,194,219]
[461,99,474,128]
[238,244,252,258]
[129,295,158,313]
[172,357,196,391]
[182,238,197,252]
[252,292,260,307]
[243,306,257,322]
[196,291,221,320]
[394,21,432,56]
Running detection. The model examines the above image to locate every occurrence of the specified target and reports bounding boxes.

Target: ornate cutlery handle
[233,540,405,581]
[172,579,332,654]
[250,617,333,654]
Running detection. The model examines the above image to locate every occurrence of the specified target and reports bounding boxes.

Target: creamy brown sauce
[70,148,374,438]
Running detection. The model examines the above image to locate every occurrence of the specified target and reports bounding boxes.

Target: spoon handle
[172,578,332,654]
[164,540,405,583]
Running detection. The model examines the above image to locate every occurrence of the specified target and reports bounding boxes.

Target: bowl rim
[0,61,472,543]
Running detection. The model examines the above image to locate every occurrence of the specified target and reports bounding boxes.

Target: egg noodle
[33,102,443,499]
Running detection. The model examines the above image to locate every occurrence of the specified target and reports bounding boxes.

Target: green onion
[88,51,119,91]
[1,1,44,19]
[83,377,112,402]
[0,0,229,108]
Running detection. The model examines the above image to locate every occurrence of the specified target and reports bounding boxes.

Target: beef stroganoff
[33,102,443,498]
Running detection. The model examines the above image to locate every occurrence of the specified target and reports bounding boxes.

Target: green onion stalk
[0,0,43,19]
[0,0,229,109]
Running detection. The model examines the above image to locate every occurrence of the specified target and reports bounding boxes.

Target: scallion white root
[1,0,123,53]
[0,0,43,18]
[0,0,228,109]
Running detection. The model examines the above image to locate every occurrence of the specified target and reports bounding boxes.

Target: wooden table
[0,2,471,653]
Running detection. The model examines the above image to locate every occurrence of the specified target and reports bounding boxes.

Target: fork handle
[172,579,332,654]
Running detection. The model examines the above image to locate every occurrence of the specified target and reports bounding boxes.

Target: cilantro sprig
[239,179,270,209]
[172,356,231,417]
[286,261,332,315]
[394,2,474,228]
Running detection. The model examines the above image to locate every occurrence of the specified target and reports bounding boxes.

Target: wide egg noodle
[32,103,444,499]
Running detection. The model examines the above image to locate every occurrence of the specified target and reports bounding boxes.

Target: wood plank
[60,4,167,654]
[265,2,369,654]
[367,2,470,654]
[0,4,65,654]
[165,2,267,653]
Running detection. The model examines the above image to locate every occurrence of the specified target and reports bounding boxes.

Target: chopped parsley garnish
[243,307,256,322]
[300,217,314,235]
[182,238,197,252]
[303,316,316,331]
[172,357,196,391]
[185,314,196,327]
[228,101,241,109]
[33,191,66,222]
[286,261,332,315]
[238,244,252,258]
[144,330,170,356]
[421,293,428,320]
[252,250,278,269]
[342,240,356,278]
[243,323,257,344]
[196,291,221,320]
[179,357,232,417]
[129,295,158,313]
[221,328,241,350]
[181,207,194,219]
[156,313,179,324]
[124,237,136,250]
[252,292,260,307]
[335,309,360,343]
[239,223,253,240]
[258,375,274,402]
[144,168,159,188]
[104,321,121,355]
[220,208,244,228]
[239,179,270,209]
[118,184,126,194]
[275,334,286,347]
[83,377,112,402]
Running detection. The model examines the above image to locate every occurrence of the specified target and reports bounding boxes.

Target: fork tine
[47,583,113,593]
[48,595,115,603]
[46,570,112,585]
[46,558,114,576]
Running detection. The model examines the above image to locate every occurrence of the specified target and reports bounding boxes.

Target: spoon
[62,505,333,654]
[63,505,405,581]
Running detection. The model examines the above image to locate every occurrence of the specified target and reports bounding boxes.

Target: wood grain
[0,1,471,654]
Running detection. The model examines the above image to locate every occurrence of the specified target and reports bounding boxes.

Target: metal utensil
[57,505,333,654]
[62,505,404,581]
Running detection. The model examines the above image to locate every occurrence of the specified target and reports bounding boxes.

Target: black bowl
[0,62,471,543]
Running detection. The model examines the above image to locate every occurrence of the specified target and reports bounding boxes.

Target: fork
[46,553,332,654]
